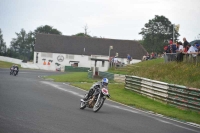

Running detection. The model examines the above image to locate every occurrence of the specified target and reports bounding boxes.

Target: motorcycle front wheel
[14,71,17,76]
[80,100,86,109]
[93,97,105,112]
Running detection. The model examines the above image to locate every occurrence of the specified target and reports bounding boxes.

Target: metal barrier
[168,84,200,111]
[125,76,168,102]
[125,75,200,111]
[164,53,177,63]
[164,53,200,65]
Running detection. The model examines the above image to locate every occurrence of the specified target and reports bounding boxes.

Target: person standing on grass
[127,54,131,64]
[166,40,177,61]
[114,56,118,67]
[176,42,184,62]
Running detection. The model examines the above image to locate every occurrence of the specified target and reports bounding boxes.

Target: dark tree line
[0,29,7,56]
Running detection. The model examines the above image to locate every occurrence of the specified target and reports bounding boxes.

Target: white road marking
[105,104,138,113]
[41,81,83,97]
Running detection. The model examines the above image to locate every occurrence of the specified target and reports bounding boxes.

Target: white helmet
[102,78,109,86]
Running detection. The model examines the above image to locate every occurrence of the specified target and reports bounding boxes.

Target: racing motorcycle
[80,87,110,112]
[10,67,18,76]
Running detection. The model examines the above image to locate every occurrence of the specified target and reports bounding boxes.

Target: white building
[34,33,147,72]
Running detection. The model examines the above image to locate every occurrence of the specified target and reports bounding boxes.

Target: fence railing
[164,53,200,65]
[125,75,200,112]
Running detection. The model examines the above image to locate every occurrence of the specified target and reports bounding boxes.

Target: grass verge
[0,61,22,69]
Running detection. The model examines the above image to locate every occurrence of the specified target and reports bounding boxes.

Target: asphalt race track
[0,68,200,133]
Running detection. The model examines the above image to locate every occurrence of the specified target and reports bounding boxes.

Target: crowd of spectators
[142,52,161,61]
[164,37,200,62]
[109,56,125,68]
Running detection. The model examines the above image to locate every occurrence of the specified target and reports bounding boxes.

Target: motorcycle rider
[10,64,15,74]
[14,64,19,75]
[10,64,19,75]
[83,78,109,101]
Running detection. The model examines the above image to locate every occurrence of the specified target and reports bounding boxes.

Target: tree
[0,29,7,55]
[72,32,91,37]
[72,24,92,37]
[10,29,34,60]
[34,25,62,35]
[139,15,180,53]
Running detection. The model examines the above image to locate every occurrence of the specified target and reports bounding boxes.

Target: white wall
[0,54,141,71]
[33,52,141,71]
[117,57,141,64]
[0,56,22,64]
[21,63,40,69]
[33,52,111,71]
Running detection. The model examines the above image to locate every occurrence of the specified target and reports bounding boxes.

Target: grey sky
[1,0,200,47]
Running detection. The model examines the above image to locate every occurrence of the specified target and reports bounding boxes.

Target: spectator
[142,55,147,61]
[197,43,200,54]
[127,54,132,64]
[146,52,150,60]
[166,40,177,61]
[187,43,199,57]
[154,52,157,58]
[183,37,189,52]
[175,41,179,49]
[166,40,177,53]
[176,42,184,62]
[142,52,150,61]
[150,52,155,59]
[114,56,118,67]
[164,45,168,53]
[191,42,200,54]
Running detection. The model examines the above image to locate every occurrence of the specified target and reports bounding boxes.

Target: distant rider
[10,64,19,75]
[14,64,19,75]
[10,64,15,74]
[83,78,109,101]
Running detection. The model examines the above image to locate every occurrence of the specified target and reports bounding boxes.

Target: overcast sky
[1,0,200,47]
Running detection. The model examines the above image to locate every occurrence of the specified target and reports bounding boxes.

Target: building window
[66,54,74,59]
[41,52,53,58]
[69,54,74,59]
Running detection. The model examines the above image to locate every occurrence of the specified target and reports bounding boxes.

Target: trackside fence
[125,75,200,112]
